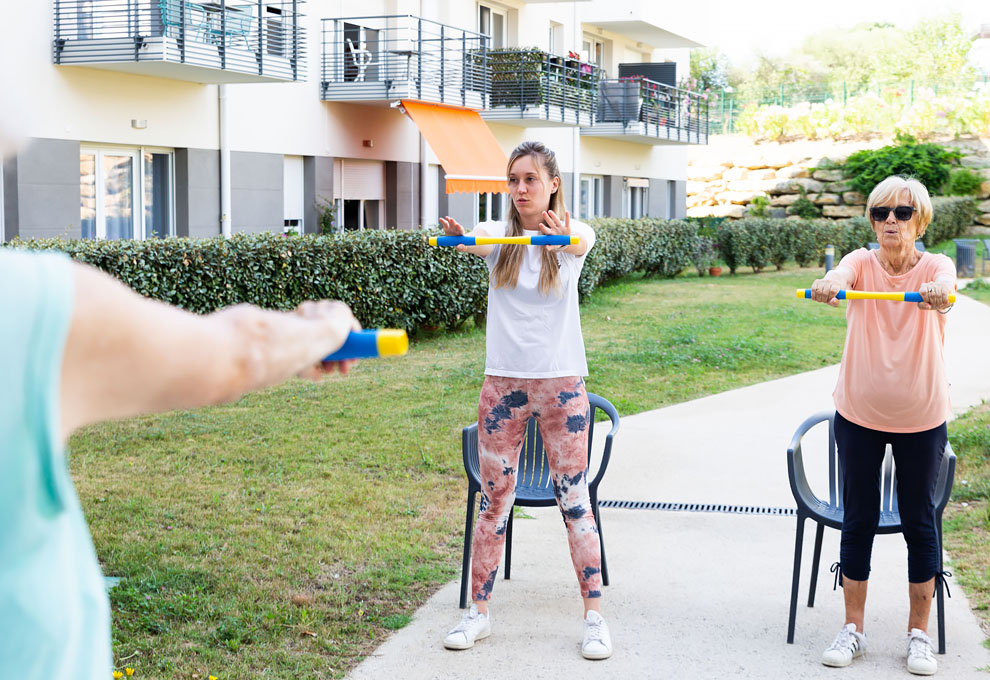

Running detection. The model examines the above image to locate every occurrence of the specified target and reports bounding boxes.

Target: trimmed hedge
[714,196,976,273]
[5,231,490,332]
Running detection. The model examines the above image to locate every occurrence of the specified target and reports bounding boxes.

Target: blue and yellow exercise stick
[428,235,579,247]
[796,289,956,303]
[324,329,408,362]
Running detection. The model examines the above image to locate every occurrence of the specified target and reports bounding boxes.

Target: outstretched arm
[438,216,492,257]
[59,262,359,440]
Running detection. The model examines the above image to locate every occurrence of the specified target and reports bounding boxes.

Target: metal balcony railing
[53,0,306,83]
[585,77,709,144]
[321,15,489,109]
[482,49,602,126]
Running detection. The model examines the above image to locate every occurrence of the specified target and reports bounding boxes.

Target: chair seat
[514,485,556,505]
[804,500,905,535]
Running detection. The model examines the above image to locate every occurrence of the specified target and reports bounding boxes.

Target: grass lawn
[71,263,981,678]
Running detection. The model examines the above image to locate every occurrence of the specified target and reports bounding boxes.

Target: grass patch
[67,264,867,677]
[945,400,990,641]
[962,278,990,306]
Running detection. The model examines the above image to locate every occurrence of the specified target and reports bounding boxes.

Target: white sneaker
[581,610,612,660]
[443,604,491,650]
[821,622,866,667]
[907,628,937,676]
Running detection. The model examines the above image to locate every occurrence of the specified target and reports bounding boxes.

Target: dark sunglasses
[869,205,915,222]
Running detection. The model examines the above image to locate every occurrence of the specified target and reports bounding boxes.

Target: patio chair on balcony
[346,38,373,82]
[160,0,210,42]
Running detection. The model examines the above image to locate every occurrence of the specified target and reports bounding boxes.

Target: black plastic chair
[458,392,620,608]
[868,241,924,251]
[786,411,956,653]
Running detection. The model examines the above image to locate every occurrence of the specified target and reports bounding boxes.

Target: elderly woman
[810,175,955,676]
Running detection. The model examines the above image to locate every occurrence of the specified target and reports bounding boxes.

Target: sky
[669,0,988,68]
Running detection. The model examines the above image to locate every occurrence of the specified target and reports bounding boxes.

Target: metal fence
[484,48,601,125]
[708,77,990,134]
[53,0,305,80]
[321,15,489,109]
[596,77,709,143]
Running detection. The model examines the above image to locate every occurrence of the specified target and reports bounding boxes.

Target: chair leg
[459,490,476,609]
[936,512,946,654]
[787,514,806,644]
[593,497,609,586]
[808,522,825,607]
[504,508,514,580]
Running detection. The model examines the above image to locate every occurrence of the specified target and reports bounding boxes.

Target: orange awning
[400,99,508,194]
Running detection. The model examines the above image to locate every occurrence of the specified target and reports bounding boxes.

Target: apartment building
[0,0,707,242]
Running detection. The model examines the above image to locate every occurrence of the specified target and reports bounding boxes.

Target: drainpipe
[420,133,428,228]
[219,84,232,237]
[571,1,580,219]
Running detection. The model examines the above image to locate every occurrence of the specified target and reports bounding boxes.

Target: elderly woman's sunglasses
[869,205,915,222]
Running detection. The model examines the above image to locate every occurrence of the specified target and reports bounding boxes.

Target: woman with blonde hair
[809,175,955,676]
[438,140,609,660]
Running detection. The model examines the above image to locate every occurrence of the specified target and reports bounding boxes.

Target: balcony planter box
[487,47,599,115]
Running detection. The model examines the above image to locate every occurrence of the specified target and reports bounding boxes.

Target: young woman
[439,141,610,660]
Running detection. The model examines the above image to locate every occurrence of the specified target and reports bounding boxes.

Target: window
[549,21,563,55]
[80,147,173,240]
[580,175,604,219]
[479,4,506,48]
[623,178,649,219]
[340,200,383,230]
[477,192,504,223]
[582,34,604,69]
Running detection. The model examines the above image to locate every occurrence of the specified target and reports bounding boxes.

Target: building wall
[175,148,221,238]
[4,138,80,239]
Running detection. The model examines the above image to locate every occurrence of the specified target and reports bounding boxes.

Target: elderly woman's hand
[810,277,842,307]
[918,281,952,311]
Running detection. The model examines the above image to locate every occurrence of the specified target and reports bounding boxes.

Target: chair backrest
[868,242,879,250]
[983,239,990,258]
[224,6,253,35]
[462,393,619,498]
[915,240,926,252]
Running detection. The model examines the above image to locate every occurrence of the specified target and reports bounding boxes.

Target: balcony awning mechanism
[399,100,508,194]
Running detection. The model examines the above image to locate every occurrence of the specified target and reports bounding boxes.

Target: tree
[688,47,731,91]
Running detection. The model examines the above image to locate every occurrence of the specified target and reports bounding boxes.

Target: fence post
[779,83,784,106]
[825,245,835,274]
[728,98,734,133]
[720,88,725,134]
[842,80,847,105]
[910,79,914,104]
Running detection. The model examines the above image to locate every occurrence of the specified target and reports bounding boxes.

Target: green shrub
[944,168,985,196]
[748,195,771,217]
[843,143,962,197]
[786,219,820,267]
[786,196,822,219]
[924,196,978,245]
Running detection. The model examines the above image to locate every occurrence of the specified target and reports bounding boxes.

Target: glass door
[82,147,173,240]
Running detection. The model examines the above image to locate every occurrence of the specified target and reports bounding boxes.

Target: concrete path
[348,292,990,679]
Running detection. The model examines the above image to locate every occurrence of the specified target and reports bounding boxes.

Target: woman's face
[507,154,558,224]
[871,188,920,249]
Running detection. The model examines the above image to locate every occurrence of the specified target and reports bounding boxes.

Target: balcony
[320,15,489,109]
[481,49,601,127]
[53,0,305,84]
[581,77,709,144]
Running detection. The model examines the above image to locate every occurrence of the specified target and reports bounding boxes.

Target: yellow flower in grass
[126,669,135,676]
[209,676,218,680]
[113,672,123,679]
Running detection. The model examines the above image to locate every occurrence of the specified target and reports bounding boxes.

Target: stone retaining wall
[686,143,990,229]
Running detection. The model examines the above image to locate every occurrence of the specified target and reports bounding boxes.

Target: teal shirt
[0,251,112,678]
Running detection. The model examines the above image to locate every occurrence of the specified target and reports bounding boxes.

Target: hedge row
[5,196,975,331]
[714,196,977,273]
[6,231,490,332]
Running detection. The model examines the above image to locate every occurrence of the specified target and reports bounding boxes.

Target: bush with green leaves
[786,196,823,219]
[924,196,978,245]
[843,143,963,197]
[944,168,985,196]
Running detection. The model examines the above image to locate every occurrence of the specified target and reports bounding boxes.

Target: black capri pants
[834,411,947,584]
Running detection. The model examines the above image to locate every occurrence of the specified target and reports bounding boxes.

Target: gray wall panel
[3,156,18,240]
[178,148,220,238]
[11,138,79,239]
[437,166,448,220]
[672,180,686,219]
[231,151,281,234]
[386,160,419,230]
[446,191,474,228]
[603,175,623,218]
[561,172,574,214]
[649,178,669,219]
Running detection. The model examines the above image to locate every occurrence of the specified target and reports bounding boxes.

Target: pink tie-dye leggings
[471,375,603,602]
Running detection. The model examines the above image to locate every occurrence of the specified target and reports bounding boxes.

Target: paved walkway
[347,292,990,679]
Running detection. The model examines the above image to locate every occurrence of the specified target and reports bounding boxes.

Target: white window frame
[80,145,175,240]
[478,3,507,49]
[476,192,505,223]
[549,21,564,55]
[580,174,604,219]
[336,198,384,231]
[283,155,304,234]
[582,34,605,69]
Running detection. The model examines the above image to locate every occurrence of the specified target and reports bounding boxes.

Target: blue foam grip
[903,292,923,302]
[323,330,379,361]
[434,235,574,246]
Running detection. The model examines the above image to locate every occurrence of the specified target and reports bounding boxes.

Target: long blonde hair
[491,141,566,296]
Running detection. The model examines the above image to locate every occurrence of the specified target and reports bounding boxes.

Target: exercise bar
[324,329,408,361]
[796,289,955,303]
[428,235,579,247]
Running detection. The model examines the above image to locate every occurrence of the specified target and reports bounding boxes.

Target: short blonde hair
[866,175,933,238]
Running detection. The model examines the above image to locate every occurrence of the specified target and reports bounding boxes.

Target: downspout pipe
[219,84,232,238]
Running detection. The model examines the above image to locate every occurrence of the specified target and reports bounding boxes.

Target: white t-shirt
[481,219,596,378]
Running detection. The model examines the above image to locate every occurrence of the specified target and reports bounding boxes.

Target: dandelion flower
[113,672,123,679]
[126,669,135,677]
